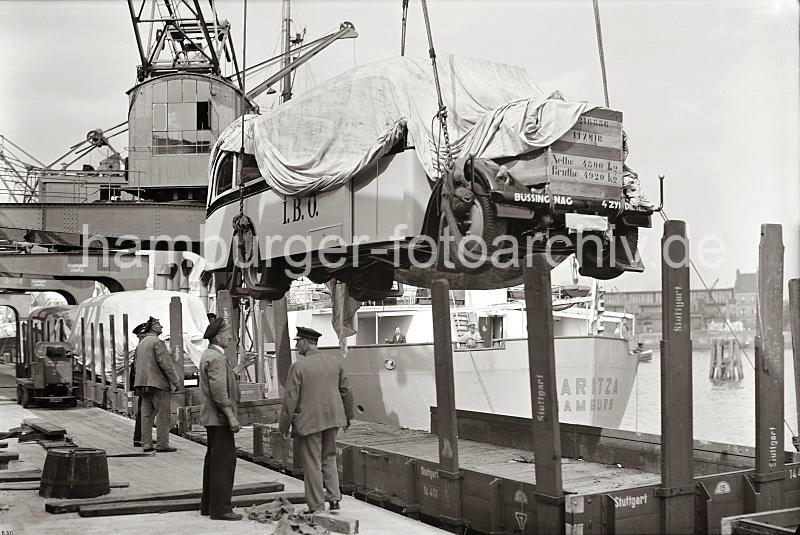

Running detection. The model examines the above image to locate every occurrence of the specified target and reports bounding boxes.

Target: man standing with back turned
[280,327,354,513]
[134,316,181,452]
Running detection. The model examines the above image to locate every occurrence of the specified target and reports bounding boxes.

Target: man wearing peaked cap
[294,326,322,342]
[133,317,181,453]
[280,327,354,513]
[129,322,148,448]
[198,315,255,521]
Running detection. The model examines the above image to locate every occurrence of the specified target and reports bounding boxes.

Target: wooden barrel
[39,447,110,498]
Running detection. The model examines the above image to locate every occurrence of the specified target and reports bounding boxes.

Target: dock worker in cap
[199,316,255,521]
[458,322,484,348]
[129,322,147,447]
[280,326,354,513]
[133,316,181,452]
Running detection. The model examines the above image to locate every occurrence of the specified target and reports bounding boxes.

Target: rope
[419,0,453,174]
[592,0,611,107]
[658,209,798,439]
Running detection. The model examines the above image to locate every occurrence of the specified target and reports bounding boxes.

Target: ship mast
[281,0,292,103]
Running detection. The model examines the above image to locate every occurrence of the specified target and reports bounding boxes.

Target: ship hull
[333,336,638,431]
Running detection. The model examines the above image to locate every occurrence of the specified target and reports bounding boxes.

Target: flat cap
[294,326,322,341]
[203,317,226,340]
[132,322,148,335]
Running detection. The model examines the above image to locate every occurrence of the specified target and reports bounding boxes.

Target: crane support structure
[0,253,149,293]
[0,202,206,250]
[0,277,95,305]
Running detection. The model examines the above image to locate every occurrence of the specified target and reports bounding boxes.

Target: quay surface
[0,364,447,535]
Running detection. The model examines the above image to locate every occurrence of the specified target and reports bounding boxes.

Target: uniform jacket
[199,345,240,426]
[279,350,354,438]
[133,334,181,391]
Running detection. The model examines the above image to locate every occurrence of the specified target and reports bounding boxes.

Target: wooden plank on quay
[22,418,66,437]
[310,512,359,534]
[659,219,695,534]
[0,480,129,491]
[752,224,786,510]
[46,481,285,513]
[78,491,306,517]
[0,451,19,463]
[522,254,565,535]
[0,469,42,482]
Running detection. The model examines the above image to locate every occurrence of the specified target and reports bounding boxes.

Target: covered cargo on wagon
[68,290,209,383]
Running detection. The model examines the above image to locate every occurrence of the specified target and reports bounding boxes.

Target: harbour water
[619,349,798,450]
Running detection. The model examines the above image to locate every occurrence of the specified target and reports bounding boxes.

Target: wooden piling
[90,323,97,401]
[169,296,184,391]
[523,254,564,535]
[109,315,117,400]
[789,279,800,448]
[99,323,107,391]
[430,279,463,531]
[273,296,292,396]
[80,318,87,401]
[216,290,238,367]
[122,313,130,416]
[122,314,129,393]
[658,219,695,534]
[255,300,266,384]
[749,224,785,511]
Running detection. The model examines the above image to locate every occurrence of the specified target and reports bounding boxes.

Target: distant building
[731,270,758,330]
[604,271,762,334]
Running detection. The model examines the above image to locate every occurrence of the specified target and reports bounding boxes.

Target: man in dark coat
[279,326,354,513]
[129,322,147,447]
[199,317,253,521]
[133,317,181,452]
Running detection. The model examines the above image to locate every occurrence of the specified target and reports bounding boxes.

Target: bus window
[215,153,234,195]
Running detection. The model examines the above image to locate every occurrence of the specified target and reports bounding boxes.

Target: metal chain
[420,0,453,175]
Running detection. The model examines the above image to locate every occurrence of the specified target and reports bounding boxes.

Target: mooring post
[430,279,464,532]
[789,279,800,449]
[523,254,564,535]
[216,290,238,367]
[749,224,785,510]
[658,220,695,534]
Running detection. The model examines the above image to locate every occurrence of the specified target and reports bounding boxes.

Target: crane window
[152,78,213,155]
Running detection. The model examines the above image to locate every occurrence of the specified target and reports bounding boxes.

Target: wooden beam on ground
[658,220,695,534]
[310,512,359,534]
[751,224,786,511]
[22,418,66,437]
[523,254,564,535]
[789,279,800,449]
[0,480,128,491]
[0,451,19,464]
[0,469,42,482]
[78,491,305,517]
[430,279,463,531]
[46,481,285,513]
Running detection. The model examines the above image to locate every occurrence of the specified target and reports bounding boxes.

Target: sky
[0,0,798,293]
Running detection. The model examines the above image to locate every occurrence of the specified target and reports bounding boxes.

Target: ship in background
[288,260,640,431]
